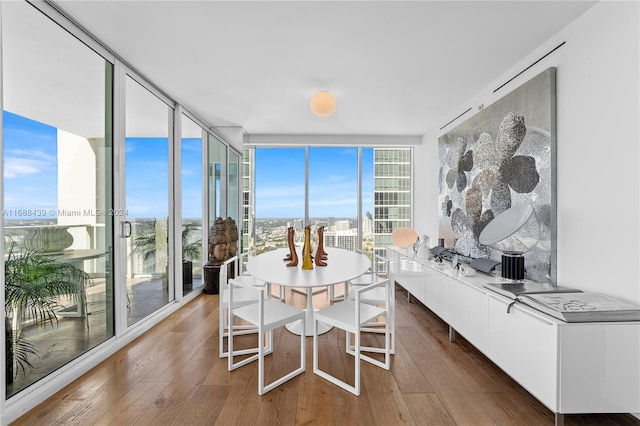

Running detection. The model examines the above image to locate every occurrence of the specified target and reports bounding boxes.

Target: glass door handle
[122,220,132,238]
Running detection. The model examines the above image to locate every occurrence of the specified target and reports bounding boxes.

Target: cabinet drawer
[395,272,426,304]
[488,295,558,411]
[424,268,451,321]
[450,281,488,352]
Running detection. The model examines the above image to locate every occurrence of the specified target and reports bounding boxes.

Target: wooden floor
[12,285,640,426]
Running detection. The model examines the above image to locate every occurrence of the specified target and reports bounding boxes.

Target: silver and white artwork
[438,68,556,283]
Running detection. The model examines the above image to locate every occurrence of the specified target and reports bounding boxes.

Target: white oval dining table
[246,247,370,336]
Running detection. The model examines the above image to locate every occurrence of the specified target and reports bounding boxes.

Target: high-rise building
[293,219,304,231]
[362,214,373,236]
[241,147,255,252]
[334,220,350,231]
[324,230,357,251]
[373,148,412,258]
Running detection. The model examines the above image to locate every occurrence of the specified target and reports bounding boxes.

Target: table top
[246,247,370,288]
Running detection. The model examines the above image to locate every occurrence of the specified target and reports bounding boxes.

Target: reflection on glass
[125,76,171,325]
[181,114,203,295]
[2,1,113,397]
[208,135,227,228]
[228,150,240,227]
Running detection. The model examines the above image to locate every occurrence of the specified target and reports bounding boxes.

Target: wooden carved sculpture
[315,226,327,266]
[284,227,293,261]
[285,227,298,267]
[207,216,238,266]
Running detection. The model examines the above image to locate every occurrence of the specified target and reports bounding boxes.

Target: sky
[2,111,203,220]
[3,110,373,222]
[255,146,374,219]
[3,111,59,218]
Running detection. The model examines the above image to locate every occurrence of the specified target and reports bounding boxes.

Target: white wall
[415,1,639,305]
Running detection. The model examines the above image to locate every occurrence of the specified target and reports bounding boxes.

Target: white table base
[285,287,333,336]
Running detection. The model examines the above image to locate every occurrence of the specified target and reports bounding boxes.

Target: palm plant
[130,219,202,263]
[4,244,86,382]
[181,222,202,262]
[130,219,202,290]
[130,219,162,266]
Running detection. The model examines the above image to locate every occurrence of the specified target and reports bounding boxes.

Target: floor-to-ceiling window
[124,75,172,326]
[253,147,305,253]
[180,114,204,295]
[246,146,412,256]
[1,2,241,418]
[309,147,358,250]
[2,1,114,397]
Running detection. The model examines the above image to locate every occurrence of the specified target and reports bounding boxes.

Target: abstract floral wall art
[438,68,556,283]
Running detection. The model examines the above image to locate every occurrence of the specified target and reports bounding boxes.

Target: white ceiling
[53,0,596,137]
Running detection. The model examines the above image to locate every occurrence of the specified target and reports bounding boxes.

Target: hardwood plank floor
[12,286,640,426]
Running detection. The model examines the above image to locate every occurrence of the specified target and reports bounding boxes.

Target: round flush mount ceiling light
[310,91,336,117]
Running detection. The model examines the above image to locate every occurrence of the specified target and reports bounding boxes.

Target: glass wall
[1,1,241,415]
[124,76,172,326]
[2,1,114,397]
[180,114,203,295]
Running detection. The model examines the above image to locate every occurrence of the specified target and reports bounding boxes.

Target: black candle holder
[501,253,525,281]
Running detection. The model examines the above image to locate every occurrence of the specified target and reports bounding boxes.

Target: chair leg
[354,324,361,396]
[258,328,265,394]
[219,304,226,358]
[221,304,267,359]
[313,319,360,396]
[329,282,347,302]
[260,316,306,395]
[273,284,285,302]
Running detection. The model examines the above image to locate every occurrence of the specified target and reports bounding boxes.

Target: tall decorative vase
[301,227,314,270]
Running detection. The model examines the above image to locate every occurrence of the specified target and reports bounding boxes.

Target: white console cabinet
[387,246,640,425]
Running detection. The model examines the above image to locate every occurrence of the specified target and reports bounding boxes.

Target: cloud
[3,152,55,178]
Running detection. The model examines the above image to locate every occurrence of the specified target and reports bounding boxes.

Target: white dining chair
[228,278,306,395]
[313,278,391,396]
[344,252,396,354]
[238,248,287,301]
[218,255,269,358]
[330,249,381,302]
